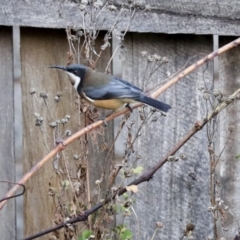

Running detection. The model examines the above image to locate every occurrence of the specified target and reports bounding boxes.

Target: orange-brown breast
[85,97,136,110]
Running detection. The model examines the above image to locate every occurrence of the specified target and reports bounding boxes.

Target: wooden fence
[1,1,240,240]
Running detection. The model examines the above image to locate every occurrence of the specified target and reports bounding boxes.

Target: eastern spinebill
[50,64,171,112]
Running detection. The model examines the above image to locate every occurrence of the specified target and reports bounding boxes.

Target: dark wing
[82,77,143,100]
[114,77,143,92]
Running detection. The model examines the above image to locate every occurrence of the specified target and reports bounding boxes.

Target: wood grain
[217,36,240,239]
[21,28,80,239]
[1,0,240,35]
[21,28,113,238]
[121,33,214,239]
[0,27,15,240]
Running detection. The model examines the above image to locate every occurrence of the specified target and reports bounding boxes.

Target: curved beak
[49,65,67,71]
[49,65,77,86]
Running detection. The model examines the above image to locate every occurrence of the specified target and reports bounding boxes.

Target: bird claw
[97,112,108,127]
[125,103,133,112]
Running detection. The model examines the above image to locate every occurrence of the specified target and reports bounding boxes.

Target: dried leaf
[126,185,138,193]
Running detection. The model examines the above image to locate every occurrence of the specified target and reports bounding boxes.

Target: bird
[50,64,171,113]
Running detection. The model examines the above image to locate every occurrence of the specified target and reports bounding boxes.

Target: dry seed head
[65,130,72,136]
[34,113,40,118]
[29,88,36,94]
[34,113,43,126]
[95,180,101,185]
[228,125,235,132]
[186,223,195,231]
[56,91,63,97]
[151,116,158,122]
[152,54,161,61]
[167,156,175,162]
[35,117,43,126]
[207,236,214,240]
[165,70,171,77]
[147,55,155,62]
[208,206,216,212]
[54,96,60,102]
[60,118,68,124]
[180,153,186,160]
[141,51,147,57]
[123,199,132,208]
[73,155,80,160]
[49,121,57,128]
[39,92,48,99]
[219,90,227,96]
[94,0,103,8]
[108,5,117,11]
[156,221,163,228]
[203,93,210,100]
[124,168,133,177]
[162,56,169,63]
[224,205,229,210]
[213,89,220,97]
[79,4,87,10]
[174,157,179,162]
[76,30,84,37]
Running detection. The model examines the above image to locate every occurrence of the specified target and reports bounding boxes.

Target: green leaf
[132,166,144,174]
[61,180,70,190]
[78,230,92,240]
[236,154,240,159]
[120,229,132,240]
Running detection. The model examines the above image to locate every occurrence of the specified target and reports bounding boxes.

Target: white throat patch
[66,72,81,90]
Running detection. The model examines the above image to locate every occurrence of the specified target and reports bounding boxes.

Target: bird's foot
[97,110,115,126]
[98,117,108,127]
[98,111,108,126]
[125,103,133,112]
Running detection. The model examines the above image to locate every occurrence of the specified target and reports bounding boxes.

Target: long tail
[138,95,171,112]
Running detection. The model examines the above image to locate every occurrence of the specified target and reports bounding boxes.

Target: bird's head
[50,64,87,89]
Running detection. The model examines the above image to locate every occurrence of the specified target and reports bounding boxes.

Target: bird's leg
[98,111,108,126]
[97,109,116,126]
[125,103,133,112]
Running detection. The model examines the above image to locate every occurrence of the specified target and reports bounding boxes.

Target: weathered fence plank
[122,33,214,239]
[21,27,82,239]
[0,27,15,239]
[1,0,240,35]
[21,27,113,239]
[217,36,240,239]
